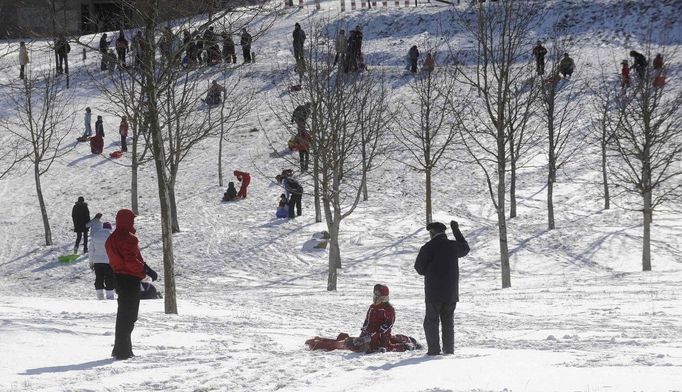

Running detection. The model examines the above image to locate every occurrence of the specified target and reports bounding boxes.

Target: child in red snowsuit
[234,170,250,199]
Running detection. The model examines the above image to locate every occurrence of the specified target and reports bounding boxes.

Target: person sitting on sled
[276,193,289,218]
[305,284,420,353]
[223,182,238,201]
[205,80,226,105]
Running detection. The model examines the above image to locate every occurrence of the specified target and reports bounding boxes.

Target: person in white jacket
[19,41,29,80]
[84,107,92,137]
[87,214,115,300]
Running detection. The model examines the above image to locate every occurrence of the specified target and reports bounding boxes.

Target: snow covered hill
[1,1,681,391]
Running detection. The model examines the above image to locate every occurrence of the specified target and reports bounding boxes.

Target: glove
[450,220,459,231]
[144,264,158,281]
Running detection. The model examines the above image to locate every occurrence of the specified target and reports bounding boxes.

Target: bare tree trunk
[313,154,322,223]
[601,140,610,210]
[168,182,180,233]
[509,148,517,219]
[218,104,225,187]
[327,220,341,291]
[497,134,511,288]
[547,171,555,230]
[425,169,432,224]
[642,189,652,271]
[361,143,368,202]
[34,163,52,246]
[131,160,139,215]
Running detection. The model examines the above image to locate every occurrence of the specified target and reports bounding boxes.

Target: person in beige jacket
[19,42,29,80]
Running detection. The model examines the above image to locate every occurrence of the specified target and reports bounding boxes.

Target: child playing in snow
[223,182,238,201]
[276,194,288,218]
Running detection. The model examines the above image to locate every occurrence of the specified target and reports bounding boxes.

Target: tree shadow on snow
[67,153,98,167]
[364,354,440,371]
[20,358,115,375]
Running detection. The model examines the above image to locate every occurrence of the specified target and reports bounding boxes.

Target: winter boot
[96,289,105,300]
[105,290,115,300]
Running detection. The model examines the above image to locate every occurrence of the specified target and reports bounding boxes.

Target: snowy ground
[1,1,682,391]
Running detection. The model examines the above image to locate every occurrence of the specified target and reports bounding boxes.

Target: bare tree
[609,49,682,271]
[452,0,540,288]
[0,72,74,245]
[396,69,459,225]
[537,35,584,230]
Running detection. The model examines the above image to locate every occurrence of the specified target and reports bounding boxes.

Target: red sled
[109,151,123,159]
[90,135,103,154]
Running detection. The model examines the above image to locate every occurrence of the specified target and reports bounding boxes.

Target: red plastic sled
[109,151,123,159]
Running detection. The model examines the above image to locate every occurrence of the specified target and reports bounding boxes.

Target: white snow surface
[1,1,682,391]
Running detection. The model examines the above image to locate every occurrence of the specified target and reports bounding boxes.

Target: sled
[58,254,79,263]
[77,136,91,142]
[109,151,123,159]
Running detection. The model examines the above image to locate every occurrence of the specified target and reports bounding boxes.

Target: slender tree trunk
[168,181,180,233]
[425,169,432,224]
[601,140,610,210]
[497,130,511,288]
[323,199,339,291]
[509,154,517,219]
[34,164,52,246]
[131,131,139,215]
[218,104,225,187]
[547,171,555,230]
[642,158,652,271]
[313,154,322,223]
[361,143,368,202]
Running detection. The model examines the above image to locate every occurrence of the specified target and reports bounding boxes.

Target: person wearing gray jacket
[84,108,92,137]
[87,214,115,300]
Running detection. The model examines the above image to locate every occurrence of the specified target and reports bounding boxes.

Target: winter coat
[414,231,470,303]
[105,209,146,280]
[116,35,129,51]
[348,30,363,56]
[295,130,312,151]
[87,219,112,264]
[653,54,663,70]
[72,201,91,232]
[234,171,251,187]
[335,33,347,54]
[223,182,238,201]
[423,54,435,72]
[621,64,630,82]
[240,32,252,47]
[293,26,306,48]
[532,44,547,60]
[19,46,29,65]
[359,302,396,352]
[292,104,310,124]
[222,33,235,51]
[55,39,70,56]
[95,120,104,138]
[283,178,303,197]
[84,111,92,128]
[119,120,129,137]
[630,51,647,69]
[99,36,109,53]
[408,46,419,60]
[559,56,575,73]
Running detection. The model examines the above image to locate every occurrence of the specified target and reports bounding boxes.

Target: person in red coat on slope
[234,170,250,199]
[105,209,157,360]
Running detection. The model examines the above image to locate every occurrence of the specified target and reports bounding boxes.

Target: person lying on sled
[306,284,420,353]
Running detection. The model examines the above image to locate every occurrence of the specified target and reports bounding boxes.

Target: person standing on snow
[99,33,109,70]
[83,107,93,137]
[414,220,470,356]
[652,53,663,78]
[95,115,105,138]
[55,34,70,75]
[333,29,347,67]
[119,116,129,152]
[278,175,303,218]
[532,40,547,75]
[234,170,251,199]
[629,50,647,80]
[87,214,115,300]
[105,209,158,360]
[621,60,630,89]
[558,53,575,79]
[292,23,306,64]
[240,28,252,63]
[19,42,29,80]
[72,196,91,254]
[116,30,129,67]
[408,45,420,74]
[221,31,237,64]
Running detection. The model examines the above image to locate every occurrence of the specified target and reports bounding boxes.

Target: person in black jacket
[240,28,252,63]
[55,34,71,75]
[293,23,306,64]
[532,40,547,75]
[72,196,91,254]
[414,220,470,355]
[629,50,648,80]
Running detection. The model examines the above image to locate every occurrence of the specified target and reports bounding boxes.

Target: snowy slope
[1,1,682,391]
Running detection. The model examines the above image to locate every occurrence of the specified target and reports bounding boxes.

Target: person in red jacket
[105,209,157,360]
[234,170,250,199]
[119,116,129,152]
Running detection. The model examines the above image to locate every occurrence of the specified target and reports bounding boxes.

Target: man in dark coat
[240,28,252,63]
[414,220,470,355]
[629,50,648,80]
[292,23,306,64]
[99,33,110,70]
[72,196,91,254]
[55,34,70,75]
[532,40,547,75]
[408,45,419,74]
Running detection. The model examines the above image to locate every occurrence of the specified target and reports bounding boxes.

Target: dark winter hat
[295,23,300,28]
[426,222,447,233]
[103,222,112,229]
[77,196,85,203]
[373,284,389,297]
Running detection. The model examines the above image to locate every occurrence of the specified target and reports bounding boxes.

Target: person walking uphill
[72,196,91,254]
[414,220,470,356]
[293,23,306,64]
[105,209,158,360]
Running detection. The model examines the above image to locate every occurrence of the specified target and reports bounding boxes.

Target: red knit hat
[373,284,389,297]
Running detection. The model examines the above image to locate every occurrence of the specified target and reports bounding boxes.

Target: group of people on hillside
[407,45,435,74]
[222,171,251,202]
[78,108,128,154]
[621,51,665,89]
[71,196,160,360]
[532,41,575,82]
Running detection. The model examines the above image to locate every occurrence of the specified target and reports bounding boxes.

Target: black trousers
[242,45,251,63]
[536,59,545,75]
[75,231,88,251]
[299,150,309,172]
[120,134,127,152]
[112,274,141,359]
[116,48,126,65]
[410,58,418,73]
[288,193,302,218]
[20,65,25,79]
[94,263,115,290]
[423,301,457,354]
[57,54,67,73]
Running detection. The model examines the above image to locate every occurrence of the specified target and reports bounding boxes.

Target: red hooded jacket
[105,209,145,279]
[360,302,396,351]
[234,171,250,187]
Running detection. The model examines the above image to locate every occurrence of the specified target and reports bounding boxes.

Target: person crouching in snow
[223,181,238,201]
[276,193,289,218]
[87,214,115,300]
[234,170,250,199]
[306,284,420,353]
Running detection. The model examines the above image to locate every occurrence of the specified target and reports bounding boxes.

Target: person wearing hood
[293,23,306,64]
[19,42,29,80]
[234,170,251,199]
[72,196,91,254]
[223,182,238,201]
[87,214,114,300]
[415,220,470,356]
[105,209,158,360]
